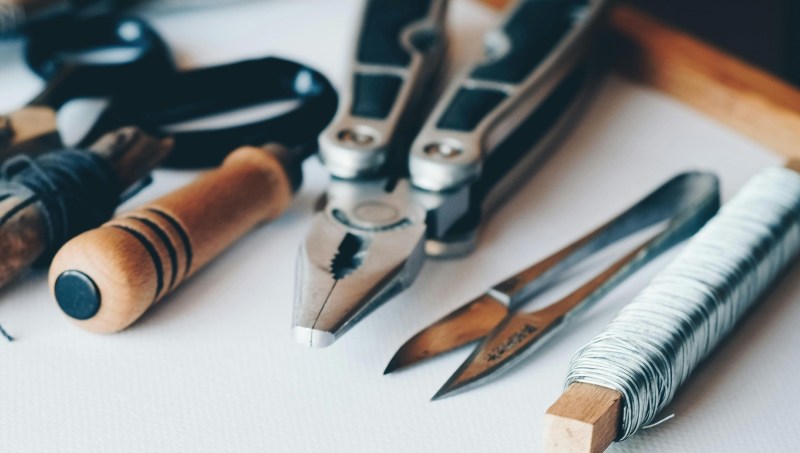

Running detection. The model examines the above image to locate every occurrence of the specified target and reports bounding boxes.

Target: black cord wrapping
[0,149,121,263]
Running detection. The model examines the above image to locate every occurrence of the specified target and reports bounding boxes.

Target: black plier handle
[318,0,449,178]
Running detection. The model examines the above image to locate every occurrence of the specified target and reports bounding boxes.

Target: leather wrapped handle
[49,144,294,333]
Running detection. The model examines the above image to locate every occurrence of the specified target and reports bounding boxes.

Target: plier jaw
[293,179,427,347]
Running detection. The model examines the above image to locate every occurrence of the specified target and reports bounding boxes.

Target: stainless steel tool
[384,172,721,399]
[294,0,611,347]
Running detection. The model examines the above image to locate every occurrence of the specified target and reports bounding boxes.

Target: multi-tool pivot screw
[424,142,462,158]
[337,128,375,147]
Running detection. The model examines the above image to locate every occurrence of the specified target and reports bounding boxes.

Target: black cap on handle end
[55,270,101,320]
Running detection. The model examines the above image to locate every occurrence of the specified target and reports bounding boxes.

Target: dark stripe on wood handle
[128,216,180,291]
[147,207,193,276]
[109,224,164,300]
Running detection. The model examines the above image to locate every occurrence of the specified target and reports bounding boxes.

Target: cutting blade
[432,310,561,400]
[384,293,509,373]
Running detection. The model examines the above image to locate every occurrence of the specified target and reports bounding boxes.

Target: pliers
[294,0,612,347]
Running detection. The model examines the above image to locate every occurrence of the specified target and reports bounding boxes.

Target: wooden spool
[48,144,294,333]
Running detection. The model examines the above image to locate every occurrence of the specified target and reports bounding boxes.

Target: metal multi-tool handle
[318,0,448,178]
[49,144,296,333]
[293,0,612,348]
[410,0,610,192]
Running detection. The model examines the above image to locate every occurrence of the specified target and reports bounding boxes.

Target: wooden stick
[49,144,295,333]
[544,383,623,453]
[609,4,800,160]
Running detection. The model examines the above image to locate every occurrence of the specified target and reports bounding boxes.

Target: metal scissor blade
[432,311,560,400]
[384,294,508,374]
[429,171,722,398]
[293,180,428,347]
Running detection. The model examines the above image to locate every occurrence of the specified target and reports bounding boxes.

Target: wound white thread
[565,166,800,440]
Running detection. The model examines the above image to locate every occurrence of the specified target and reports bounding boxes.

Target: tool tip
[54,270,101,320]
[292,326,336,348]
[383,357,402,375]
[383,348,419,374]
[383,340,428,374]
[431,378,466,401]
[430,386,452,401]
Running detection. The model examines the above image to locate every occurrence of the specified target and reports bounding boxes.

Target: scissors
[293,0,612,347]
[2,10,338,168]
[385,171,720,399]
[80,55,339,167]
[0,12,174,160]
[0,55,337,291]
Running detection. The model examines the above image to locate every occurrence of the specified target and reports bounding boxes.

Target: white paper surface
[1,1,798,452]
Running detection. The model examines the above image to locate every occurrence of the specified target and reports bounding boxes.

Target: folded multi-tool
[293,0,611,347]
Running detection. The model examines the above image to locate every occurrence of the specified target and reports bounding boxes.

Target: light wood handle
[49,145,294,333]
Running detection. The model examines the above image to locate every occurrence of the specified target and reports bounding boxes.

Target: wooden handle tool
[0,127,171,289]
[49,144,297,333]
[0,107,61,161]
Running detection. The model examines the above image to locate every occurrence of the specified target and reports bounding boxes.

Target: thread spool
[0,127,170,289]
[545,165,800,452]
[49,144,296,333]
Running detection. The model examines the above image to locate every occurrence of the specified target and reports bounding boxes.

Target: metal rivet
[424,142,462,158]
[338,128,375,147]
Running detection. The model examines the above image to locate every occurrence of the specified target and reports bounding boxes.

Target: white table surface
[1,1,798,452]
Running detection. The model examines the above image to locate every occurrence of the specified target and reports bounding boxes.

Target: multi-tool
[293,0,611,347]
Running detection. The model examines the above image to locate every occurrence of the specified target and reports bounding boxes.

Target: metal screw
[424,142,462,158]
[338,128,375,147]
